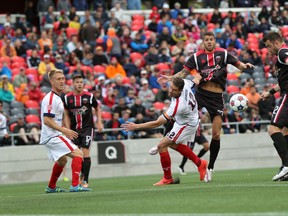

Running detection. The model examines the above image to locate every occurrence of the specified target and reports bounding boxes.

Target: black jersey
[276,44,288,94]
[184,47,239,90]
[63,91,98,130]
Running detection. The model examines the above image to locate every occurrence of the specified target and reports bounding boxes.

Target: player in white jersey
[40,69,91,193]
[121,76,207,186]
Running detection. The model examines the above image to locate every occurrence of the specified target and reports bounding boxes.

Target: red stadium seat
[26,49,33,57]
[9,122,17,132]
[122,76,130,85]
[66,27,79,39]
[0,56,10,64]
[24,100,40,109]
[152,88,159,94]
[11,56,25,63]
[227,85,240,94]
[25,68,38,76]
[93,65,106,73]
[25,115,41,124]
[101,111,112,121]
[12,68,20,75]
[132,14,145,21]
[81,65,93,74]
[156,63,170,72]
[153,102,165,111]
[227,73,238,80]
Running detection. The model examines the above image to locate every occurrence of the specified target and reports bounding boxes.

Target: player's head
[202,32,216,52]
[48,69,65,93]
[72,74,84,93]
[263,31,284,55]
[169,77,184,98]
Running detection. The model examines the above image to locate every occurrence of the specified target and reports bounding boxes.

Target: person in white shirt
[0,100,9,146]
[40,69,91,193]
[121,75,207,186]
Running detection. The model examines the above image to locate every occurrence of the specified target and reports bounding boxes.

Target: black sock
[179,157,188,170]
[197,148,208,158]
[208,139,220,170]
[284,135,288,150]
[82,157,91,182]
[271,133,288,166]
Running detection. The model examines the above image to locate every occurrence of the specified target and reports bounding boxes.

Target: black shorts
[188,128,208,149]
[271,94,288,129]
[72,128,94,149]
[195,88,224,121]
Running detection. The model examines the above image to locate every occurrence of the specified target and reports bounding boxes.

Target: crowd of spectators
[0,0,288,145]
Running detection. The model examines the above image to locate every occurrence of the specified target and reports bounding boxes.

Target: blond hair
[48,69,64,80]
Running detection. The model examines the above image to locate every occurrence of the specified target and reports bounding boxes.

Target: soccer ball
[229,93,248,112]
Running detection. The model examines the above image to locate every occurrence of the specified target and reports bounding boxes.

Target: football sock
[71,156,83,187]
[176,144,201,167]
[208,139,220,170]
[160,151,172,179]
[179,156,188,169]
[48,163,64,189]
[284,135,288,150]
[271,133,288,166]
[82,157,91,183]
[198,148,208,158]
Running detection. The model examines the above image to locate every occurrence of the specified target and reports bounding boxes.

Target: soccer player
[121,76,208,186]
[158,32,254,182]
[260,31,288,181]
[63,74,103,187]
[40,69,91,193]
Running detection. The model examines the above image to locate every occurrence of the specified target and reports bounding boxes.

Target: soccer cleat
[198,159,208,181]
[81,181,89,188]
[272,166,288,181]
[149,146,159,155]
[177,166,187,175]
[69,184,92,192]
[204,169,214,182]
[45,186,67,193]
[153,177,180,186]
[278,173,288,181]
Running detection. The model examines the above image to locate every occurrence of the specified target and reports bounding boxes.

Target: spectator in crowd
[145,44,160,66]
[249,108,261,132]
[2,22,15,38]
[148,15,159,32]
[130,31,149,53]
[13,67,28,88]
[38,54,56,75]
[54,54,69,76]
[14,39,27,58]
[0,75,14,95]
[132,113,149,138]
[155,83,169,102]
[225,33,243,49]
[158,26,173,45]
[28,82,43,102]
[25,1,37,27]
[113,97,129,117]
[157,14,172,35]
[81,44,94,66]
[106,112,123,140]
[170,2,182,19]
[110,2,124,20]
[0,100,9,147]
[103,88,116,108]
[123,58,141,77]
[73,0,88,11]
[119,110,134,139]
[173,55,186,74]
[171,26,187,46]
[130,97,146,118]
[246,85,261,112]
[128,75,141,94]
[138,79,155,108]
[80,20,98,48]
[0,62,12,81]
[251,50,263,66]
[125,89,136,106]
[105,56,126,79]
[158,47,172,63]
[258,84,275,120]
[258,17,271,34]
[149,69,161,89]
[113,75,130,98]
[222,106,236,134]
[1,38,16,58]
[258,5,270,21]
[144,107,164,138]
[240,78,255,96]
[16,83,29,104]
[127,0,141,10]
[38,31,53,51]
[37,0,54,12]
[106,27,122,58]
[13,116,39,145]
[0,82,14,103]
[57,0,71,11]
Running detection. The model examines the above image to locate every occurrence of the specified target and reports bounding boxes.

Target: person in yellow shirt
[38,54,56,75]
[1,38,17,57]
[105,57,126,79]
[0,74,15,95]
[68,15,81,31]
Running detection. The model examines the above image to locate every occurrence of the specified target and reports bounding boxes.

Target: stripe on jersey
[59,136,74,151]
[273,94,287,123]
[207,52,215,66]
[172,98,179,117]
[48,92,54,114]
[173,125,187,142]
[193,53,199,71]
[75,95,82,130]
[162,113,171,121]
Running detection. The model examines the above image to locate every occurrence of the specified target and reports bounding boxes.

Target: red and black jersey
[63,91,98,130]
[276,44,288,94]
[184,47,240,90]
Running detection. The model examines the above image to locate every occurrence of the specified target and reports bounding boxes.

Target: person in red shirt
[28,82,43,101]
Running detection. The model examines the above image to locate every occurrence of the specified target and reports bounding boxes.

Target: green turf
[0,168,288,215]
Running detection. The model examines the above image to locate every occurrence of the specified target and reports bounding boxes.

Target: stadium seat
[24,100,40,109]
[227,80,239,86]
[156,63,170,72]
[10,108,25,116]
[40,86,51,93]
[12,68,20,75]
[101,105,112,112]
[254,77,266,85]
[226,85,240,94]
[81,65,93,74]
[132,14,145,21]
[130,52,143,62]
[25,114,41,124]
[25,108,40,116]
[25,68,38,76]
[9,122,17,132]
[101,111,112,121]
[93,65,106,73]
[26,49,32,57]
[0,56,10,64]
[152,88,159,94]
[66,27,79,39]
[227,73,238,80]
[8,116,20,125]
[239,73,252,81]
[267,77,278,85]
[10,101,25,109]
[153,102,165,111]
[11,62,26,69]
[11,56,25,63]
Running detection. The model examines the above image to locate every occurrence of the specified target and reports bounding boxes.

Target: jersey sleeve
[91,93,99,108]
[278,49,288,65]
[42,96,56,118]
[63,94,69,110]
[165,98,180,119]
[226,52,239,66]
[184,54,197,71]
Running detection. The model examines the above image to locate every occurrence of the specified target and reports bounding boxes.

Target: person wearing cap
[149,6,160,21]
[105,56,126,79]
[38,54,56,75]
[138,79,155,108]
[160,3,170,19]
[1,22,15,38]
[0,37,17,58]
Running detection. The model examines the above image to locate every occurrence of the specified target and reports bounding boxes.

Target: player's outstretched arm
[95,106,103,133]
[236,61,254,71]
[260,84,280,100]
[192,73,202,85]
[157,68,190,84]
[121,116,167,131]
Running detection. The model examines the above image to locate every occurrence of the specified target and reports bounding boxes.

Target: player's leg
[197,131,209,158]
[282,127,288,150]
[47,155,67,192]
[178,141,195,175]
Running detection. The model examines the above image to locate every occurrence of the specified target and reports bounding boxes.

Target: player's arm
[94,105,103,133]
[44,116,78,140]
[121,115,167,131]
[158,68,191,84]
[260,84,280,100]
[235,61,254,71]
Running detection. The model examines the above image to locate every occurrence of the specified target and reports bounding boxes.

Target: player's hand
[260,91,270,100]
[96,121,103,133]
[63,128,78,140]
[244,63,254,68]
[121,122,136,131]
[157,74,173,84]
[192,73,202,85]
[4,133,9,138]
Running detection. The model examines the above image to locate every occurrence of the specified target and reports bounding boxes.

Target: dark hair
[202,32,215,39]
[172,77,184,91]
[72,74,83,80]
[263,32,283,43]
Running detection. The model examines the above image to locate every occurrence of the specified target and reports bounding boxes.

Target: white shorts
[166,122,198,144]
[44,135,78,161]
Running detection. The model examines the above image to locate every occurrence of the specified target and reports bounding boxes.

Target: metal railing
[0,120,271,146]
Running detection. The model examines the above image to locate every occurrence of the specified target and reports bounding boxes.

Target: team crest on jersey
[215,56,221,63]
[69,99,73,104]
[83,98,88,104]
[201,59,206,64]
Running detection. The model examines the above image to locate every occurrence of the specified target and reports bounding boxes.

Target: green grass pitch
[0,168,288,215]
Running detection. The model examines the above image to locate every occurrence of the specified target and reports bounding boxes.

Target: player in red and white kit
[40,69,91,193]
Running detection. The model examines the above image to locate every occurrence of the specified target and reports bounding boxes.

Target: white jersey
[0,113,8,136]
[163,79,199,126]
[40,91,64,144]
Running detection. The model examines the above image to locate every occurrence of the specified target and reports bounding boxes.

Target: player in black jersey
[158,32,254,182]
[261,32,288,181]
[63,74,103,187]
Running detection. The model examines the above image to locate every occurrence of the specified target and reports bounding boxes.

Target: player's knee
[73,148,83,158]
[212,132,220,140]
[268,125,281,136]
[58,157,68,166]
[157,142,168,153]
